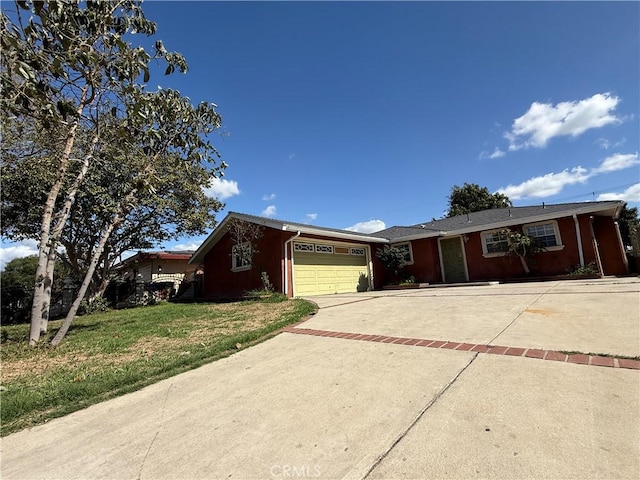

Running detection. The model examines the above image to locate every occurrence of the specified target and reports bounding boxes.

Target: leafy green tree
[499,228,545,275]
[1,255,38,291]
[446,183,512,217]
[0,255,67,323]
[376,245,408,280]
[1,1,225,346]
[617,205,639,253]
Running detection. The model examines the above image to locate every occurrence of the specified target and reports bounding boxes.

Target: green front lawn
[0,297,315,436]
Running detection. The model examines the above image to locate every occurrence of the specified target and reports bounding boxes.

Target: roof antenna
[542,202,546,209]
[508,208,512,217]
[466,213,471,222]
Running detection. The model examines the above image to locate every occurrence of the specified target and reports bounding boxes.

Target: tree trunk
[50,187,140,347]
[39,250,57,334]
[29,87,89,346]
[50,214,121,347]
[95,274,111,299]
[38,131,99,336]
[518,255,531,274]
[50,147,163,346]
[29,126,79,345]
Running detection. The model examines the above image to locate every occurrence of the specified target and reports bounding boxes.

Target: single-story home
[189,201,629,298]
[115,250,197,291]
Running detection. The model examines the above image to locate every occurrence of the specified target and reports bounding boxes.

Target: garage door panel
[293,248,369,296]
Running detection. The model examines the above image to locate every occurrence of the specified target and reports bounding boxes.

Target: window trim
[480,229,509,258]
[392,242,414,265]
[231,242,252,272]
[293,242,314,253]
[315,244,334,254]
[522,220,564,251]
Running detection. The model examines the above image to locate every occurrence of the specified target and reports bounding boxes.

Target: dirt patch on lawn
[1,301,299,383]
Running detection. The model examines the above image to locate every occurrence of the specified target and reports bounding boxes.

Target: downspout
[588,216,605,278]
[573,214,585,267]
[283,231,301,297]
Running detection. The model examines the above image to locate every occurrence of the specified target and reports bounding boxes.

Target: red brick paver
[545,352,567,362]
[591,356,615,368]
[525,349,545,359]
[505,347,526,357]
[283,327,637,370]
[567,354,590,365]
[470,345,490,353]
[618,359,640,370]
[487,346,509,355]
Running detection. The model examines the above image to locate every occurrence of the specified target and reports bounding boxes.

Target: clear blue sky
[2,0,639,265]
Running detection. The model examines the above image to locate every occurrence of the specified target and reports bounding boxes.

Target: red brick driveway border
[282,327,640,370]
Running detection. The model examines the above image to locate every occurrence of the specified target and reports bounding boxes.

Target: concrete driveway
[2,278,639,479]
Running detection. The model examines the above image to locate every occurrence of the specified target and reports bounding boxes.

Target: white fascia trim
[427,204,624,240]
[388,231,448,242]
[282,225,388,243]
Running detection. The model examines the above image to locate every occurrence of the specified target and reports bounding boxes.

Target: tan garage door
[293,244,369,296]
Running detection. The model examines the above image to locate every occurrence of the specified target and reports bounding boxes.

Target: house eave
[189,212,389,265]
[386,201,625,242]
[282,224,388,243]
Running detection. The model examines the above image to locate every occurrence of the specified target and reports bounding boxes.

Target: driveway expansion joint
[282,327,640,370]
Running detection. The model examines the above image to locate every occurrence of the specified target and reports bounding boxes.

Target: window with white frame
[481,230,509,255]
[231,243,252,271]
[315,244,334,254]
[392,242,414,264]
[293,242,314,252]
[523,221,562,248]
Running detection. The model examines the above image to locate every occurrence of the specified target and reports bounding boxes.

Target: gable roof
[375,201,625,241]
[189,201,625,263]
[189,211,388,264]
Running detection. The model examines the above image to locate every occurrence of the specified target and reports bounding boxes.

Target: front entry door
[439,237,468,283]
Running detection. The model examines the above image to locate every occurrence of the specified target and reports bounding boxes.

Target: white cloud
[0,240,38,271]
[596,137,626,150]
[479,147,505,160]
[498,167,591,200]
[497,152,639,200]
[262,205,277,217]
[597,183,640,202]
[262,193,276,201]
[593,152,639,174]
[172,242,200,251]
[345,220,386,234]
[489,148,505,159]
[203,177,240,200]
[505,93,621,151]
[306,213,317,222]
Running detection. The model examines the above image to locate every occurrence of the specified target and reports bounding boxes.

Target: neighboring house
[116,251,197,292]
[189,201,629,299]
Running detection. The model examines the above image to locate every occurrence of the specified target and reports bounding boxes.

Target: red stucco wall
[202,214,627,297]
[593,217,628,275]
[372,213,627,287]
[462,214,627,280]
[202,228,292,299]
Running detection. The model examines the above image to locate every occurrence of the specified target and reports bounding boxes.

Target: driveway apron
[2,278,638,479]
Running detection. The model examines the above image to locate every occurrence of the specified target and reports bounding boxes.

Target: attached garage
[292,242,371,296]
